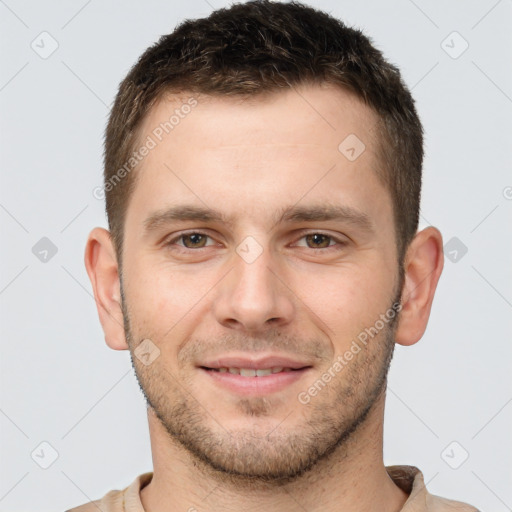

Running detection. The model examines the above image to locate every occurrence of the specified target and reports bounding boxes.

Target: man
[70,1,478,510]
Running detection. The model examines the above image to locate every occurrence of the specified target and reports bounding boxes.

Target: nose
[212,246,296,333]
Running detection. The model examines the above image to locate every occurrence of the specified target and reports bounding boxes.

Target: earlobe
[395,226,444,347]
[84,227,129,350]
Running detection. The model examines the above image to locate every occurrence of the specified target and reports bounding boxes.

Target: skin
[85,83,444,512]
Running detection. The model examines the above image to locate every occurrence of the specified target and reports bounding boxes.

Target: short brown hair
[103,0,423,269]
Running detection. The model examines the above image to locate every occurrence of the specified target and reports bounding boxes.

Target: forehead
[127,83,390,232]
[140,84,381,153]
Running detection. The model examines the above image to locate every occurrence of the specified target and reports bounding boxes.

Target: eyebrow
[143,203,374,235]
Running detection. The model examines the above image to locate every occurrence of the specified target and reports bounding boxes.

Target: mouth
[201,366,302,376]
[197,356,313,395]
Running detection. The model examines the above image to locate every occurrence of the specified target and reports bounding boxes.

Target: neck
[140,394,408,512]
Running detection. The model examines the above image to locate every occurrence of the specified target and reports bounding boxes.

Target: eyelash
[165,230,348,253]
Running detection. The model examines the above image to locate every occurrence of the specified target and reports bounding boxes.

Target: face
[120,84,402,482]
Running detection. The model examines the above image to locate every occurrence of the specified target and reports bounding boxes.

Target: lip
[199,353,312,371]
[197,353,313,396]
[199,366,311,395]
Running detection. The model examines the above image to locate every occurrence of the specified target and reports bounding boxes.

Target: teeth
[213,367,292,376]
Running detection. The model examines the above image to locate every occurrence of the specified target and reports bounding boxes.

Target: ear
[84,227,128,350]
[395,226,444,346]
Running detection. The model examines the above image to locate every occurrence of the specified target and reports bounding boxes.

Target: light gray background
[1,0,511,510]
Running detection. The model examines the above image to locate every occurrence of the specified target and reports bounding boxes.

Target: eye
[167,231,216,249]
[165,231,347,253]
[294,232,346,251]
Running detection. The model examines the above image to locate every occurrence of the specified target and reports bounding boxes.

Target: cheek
[129,254,196,302]
[124,260,218,343]
[288,262,395,341]
[124,245,397,350]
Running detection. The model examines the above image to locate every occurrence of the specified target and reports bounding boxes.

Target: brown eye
[180,233,209,248]
[304,233,333,249]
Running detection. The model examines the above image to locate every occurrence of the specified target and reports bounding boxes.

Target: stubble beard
[121,286,400,487]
